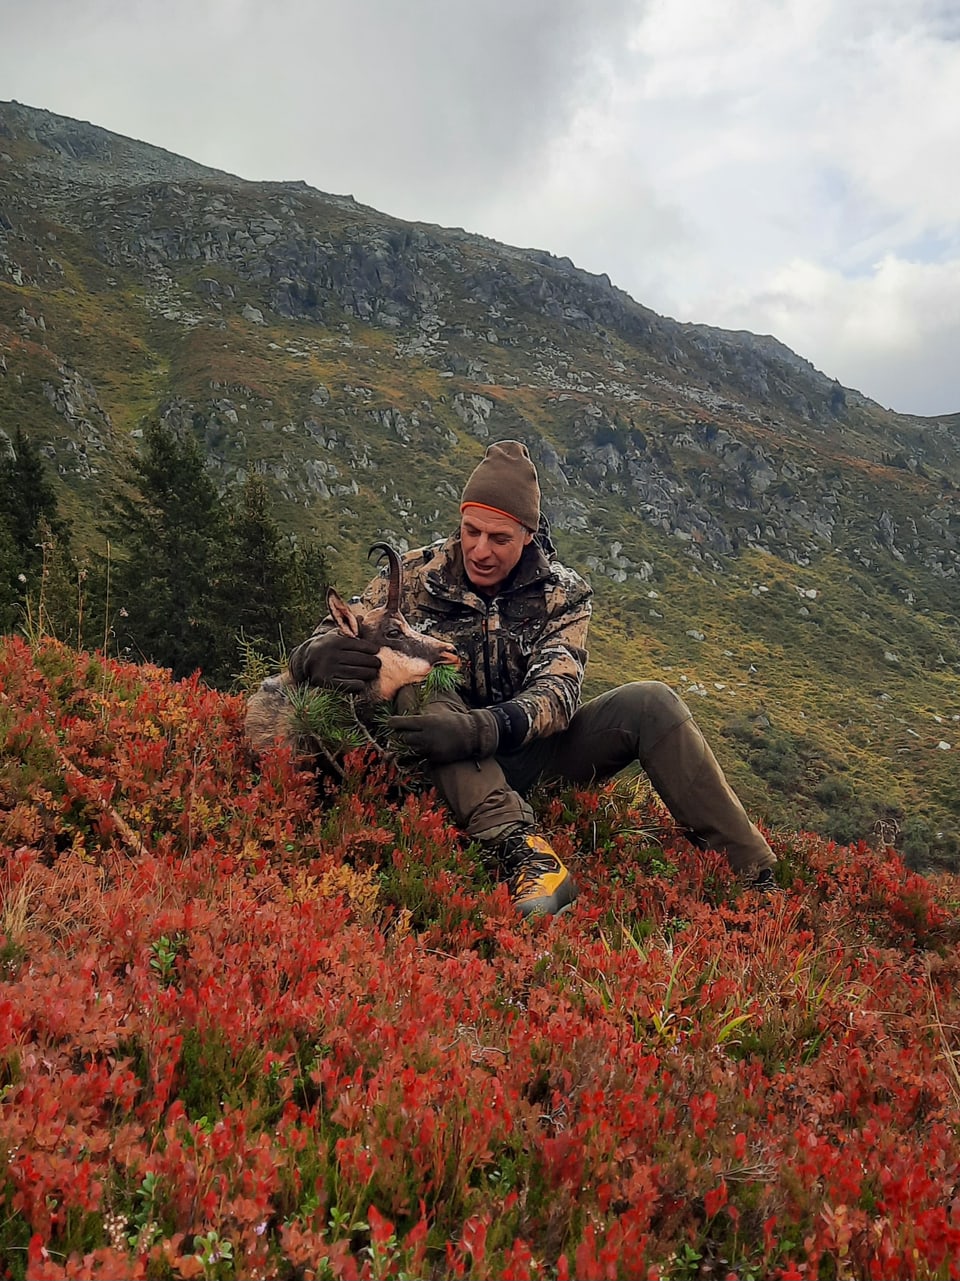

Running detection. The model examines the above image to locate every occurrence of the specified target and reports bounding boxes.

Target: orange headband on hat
[460,501,526,525]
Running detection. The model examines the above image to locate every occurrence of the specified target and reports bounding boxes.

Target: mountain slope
[1,99,959,864]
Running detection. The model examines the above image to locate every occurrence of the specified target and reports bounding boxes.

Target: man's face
[460,506,532,592]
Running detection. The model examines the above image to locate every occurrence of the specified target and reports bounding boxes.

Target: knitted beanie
[459,440,541,531]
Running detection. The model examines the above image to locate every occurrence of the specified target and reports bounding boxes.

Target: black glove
[296,631,381,692]
[386,705,500,765]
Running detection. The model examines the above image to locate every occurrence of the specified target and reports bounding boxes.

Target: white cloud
[1,0,639,219]
[1,0,958,414]
[710,255,960,413]
[519,0,960,412]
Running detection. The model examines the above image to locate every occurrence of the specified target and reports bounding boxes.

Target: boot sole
[516,883,579,920]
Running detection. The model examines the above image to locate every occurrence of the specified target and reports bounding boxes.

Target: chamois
[244,542,459,756]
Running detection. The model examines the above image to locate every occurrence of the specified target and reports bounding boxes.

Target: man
[288,440,778,917]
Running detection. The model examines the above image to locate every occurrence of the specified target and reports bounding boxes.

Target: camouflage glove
[386,704,500,765]
[292,631,381,692]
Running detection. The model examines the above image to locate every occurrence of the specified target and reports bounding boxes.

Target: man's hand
[386,705,500,764]
[299,631,381,691]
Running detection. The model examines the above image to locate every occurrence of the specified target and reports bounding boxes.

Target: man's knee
[610,680,694,757]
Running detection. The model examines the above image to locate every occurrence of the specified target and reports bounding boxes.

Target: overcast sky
[3,0,959,415]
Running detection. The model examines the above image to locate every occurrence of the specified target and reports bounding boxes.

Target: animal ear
[326,587,360,638]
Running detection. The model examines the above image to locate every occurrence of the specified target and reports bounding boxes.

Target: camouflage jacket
[288,531,593,747]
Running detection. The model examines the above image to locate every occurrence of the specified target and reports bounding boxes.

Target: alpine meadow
[2,100,960,1280]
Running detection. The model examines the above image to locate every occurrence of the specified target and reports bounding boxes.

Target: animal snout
[435,643,460,668]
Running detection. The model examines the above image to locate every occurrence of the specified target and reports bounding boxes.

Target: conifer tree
[0,427,66,557]
[221,475,294,651]
[0,428,72,634]
[0,520,20,634]
[101,421,228,680]
[221,473,331,671]
[286,538,332,640]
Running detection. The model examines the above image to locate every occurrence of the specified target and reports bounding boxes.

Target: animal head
[326,542,459,701]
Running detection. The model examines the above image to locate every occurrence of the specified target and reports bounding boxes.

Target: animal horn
[368,542,402,613]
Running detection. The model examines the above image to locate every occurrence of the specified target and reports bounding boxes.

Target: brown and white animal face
[326,542,459,701]
[244,542,459,757]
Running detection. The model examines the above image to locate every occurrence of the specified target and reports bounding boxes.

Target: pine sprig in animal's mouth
[287,660,463,778]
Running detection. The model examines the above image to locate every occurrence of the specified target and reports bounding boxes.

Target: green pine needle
[423,662,461,698]
[288,684,362,749]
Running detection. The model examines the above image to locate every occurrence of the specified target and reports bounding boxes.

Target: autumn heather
[1,634,959,1278]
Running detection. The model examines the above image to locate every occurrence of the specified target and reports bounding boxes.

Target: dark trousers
[425,681,775,875]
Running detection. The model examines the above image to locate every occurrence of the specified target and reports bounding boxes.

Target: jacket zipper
[481,608,494,699]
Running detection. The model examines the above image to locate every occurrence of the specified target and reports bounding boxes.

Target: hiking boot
[743,865,780,895]
[486,827,578,918]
